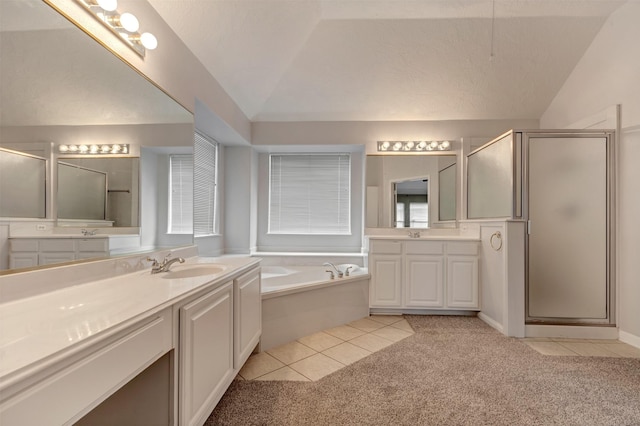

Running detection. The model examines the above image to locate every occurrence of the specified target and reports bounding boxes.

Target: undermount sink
[161,264,226,279]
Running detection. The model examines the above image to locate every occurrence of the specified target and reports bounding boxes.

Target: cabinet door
[234,268,261,369]
[180,282,234,426]
[405,255,444,307]
[446,256,479,309]
[39,252,76,265]
[369,255,402,307]
[9,253,38,269]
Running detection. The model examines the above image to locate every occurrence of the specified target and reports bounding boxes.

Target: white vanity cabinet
[369,240,403,306]
[8,237,109,268]
[179,281,235,426]
[234,268,261,369]
[368,238,480,311]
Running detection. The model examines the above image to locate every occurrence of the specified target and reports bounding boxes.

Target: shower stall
[467,130,615,325]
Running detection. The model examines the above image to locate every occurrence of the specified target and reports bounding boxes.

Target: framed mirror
[366,154,457,228]
[0,0,194,272]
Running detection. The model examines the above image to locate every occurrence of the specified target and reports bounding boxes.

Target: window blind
[194,132,217,237]
[269,153,350,235]
[168,154,193,234]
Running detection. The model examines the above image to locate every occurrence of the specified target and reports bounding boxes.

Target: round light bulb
[405,141,414,150]
[393,142,402,151]
[79,145,88,153]
[417,141,426,150]
[140,32,158,50]
[380,141,390,151]
[430,141,439,149]
[59,145,69,153]
[111,145,121,153]
[101,145,111,153]
[440,140,451,150]
[97,0,117,12]
[119,12,139,32]
[89,145,99,153]
[69,145,78,152]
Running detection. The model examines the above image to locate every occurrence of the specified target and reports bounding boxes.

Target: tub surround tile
[239,352,285,380]
[255,367,310,382]
[349,333,395,352]
[322,342,372,365]
[267,341,318,365]
[389,319,415,333]
[297,332,344,352]
[289,353,345,381]
[324,325,366,341]
[348,318,387,333]
[371,326,414,342]
[369,315,404,325]
[523,341,579,356]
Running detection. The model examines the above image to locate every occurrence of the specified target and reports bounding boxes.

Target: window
[269,153,351,235]
[167,131,218,236]
[193,132,218,237]
[168,155,193,234]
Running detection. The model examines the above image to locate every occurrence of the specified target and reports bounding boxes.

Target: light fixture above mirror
[77,0,158,57]
[377,140,451,153]
[58,143,130,155]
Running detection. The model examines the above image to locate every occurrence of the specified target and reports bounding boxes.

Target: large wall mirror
[366,154,457,228]
[0,0,194,273]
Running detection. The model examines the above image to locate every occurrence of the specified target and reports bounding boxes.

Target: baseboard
[619,330,640,349]
[478,312,504,334]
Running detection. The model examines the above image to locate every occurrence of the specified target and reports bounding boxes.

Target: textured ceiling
[148,0,624,122]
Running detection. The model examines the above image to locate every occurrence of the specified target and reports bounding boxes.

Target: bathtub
[260,265,370,351]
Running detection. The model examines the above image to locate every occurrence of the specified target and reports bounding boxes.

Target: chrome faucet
[147,253,185,274]
[81,228,98,236]
[323,262,343,278]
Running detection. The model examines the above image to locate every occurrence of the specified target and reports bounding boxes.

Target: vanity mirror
[0,0,194,272]
[366,154,457,228]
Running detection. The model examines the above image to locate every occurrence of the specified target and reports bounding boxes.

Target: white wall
[540,0,640,343]
[224,146,253,254]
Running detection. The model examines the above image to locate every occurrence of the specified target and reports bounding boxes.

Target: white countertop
[0,256,259,384]
[366,235,480,241]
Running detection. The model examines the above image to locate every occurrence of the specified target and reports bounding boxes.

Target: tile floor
[238,315,414,382]
[522,337,640,358]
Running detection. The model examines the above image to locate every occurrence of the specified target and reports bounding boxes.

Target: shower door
[526,133,612,323]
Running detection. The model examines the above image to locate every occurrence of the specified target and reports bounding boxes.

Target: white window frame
[267,153,352,236]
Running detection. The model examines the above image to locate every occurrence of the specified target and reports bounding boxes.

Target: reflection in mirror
[438,163,457,221]
[0,0,194,273]
[0,148,46,218]
[58,158,140,227]
[366,154,457,228]
[394,179,428,228]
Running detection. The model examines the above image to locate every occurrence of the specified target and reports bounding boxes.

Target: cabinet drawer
[447,242,479,256]
[9,239,39,252]
[370,240,402,254]
[78,238,108,252]
[40,239,75,252]
[404,240,444,255]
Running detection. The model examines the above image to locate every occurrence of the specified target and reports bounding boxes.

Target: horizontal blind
[168,155,193,233]
[269,154,350,234]
[194,132,217,237]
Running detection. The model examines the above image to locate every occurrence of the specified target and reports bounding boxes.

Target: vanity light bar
[76,0,158,58]
[58,144,129,155]
[377,140,451,152]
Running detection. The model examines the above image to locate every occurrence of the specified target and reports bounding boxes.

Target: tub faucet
[147,253,185,274]
[323,262,343,278]
[325,270,335,279]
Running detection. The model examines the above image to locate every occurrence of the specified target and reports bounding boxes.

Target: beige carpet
[208,316,640,425]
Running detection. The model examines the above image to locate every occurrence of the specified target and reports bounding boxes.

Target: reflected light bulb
[140,32,158,50]
[393,142,402,151]
[59,145,69,152]
[405,141,414,150]
[97,0,117,12]
[119,12,139,32]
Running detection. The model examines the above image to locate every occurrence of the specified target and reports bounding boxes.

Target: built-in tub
[260,265,370,351]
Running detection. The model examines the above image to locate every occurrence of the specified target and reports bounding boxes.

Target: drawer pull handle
[490,231,502,251]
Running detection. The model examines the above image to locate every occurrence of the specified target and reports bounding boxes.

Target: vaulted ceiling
[148,0,624,122]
